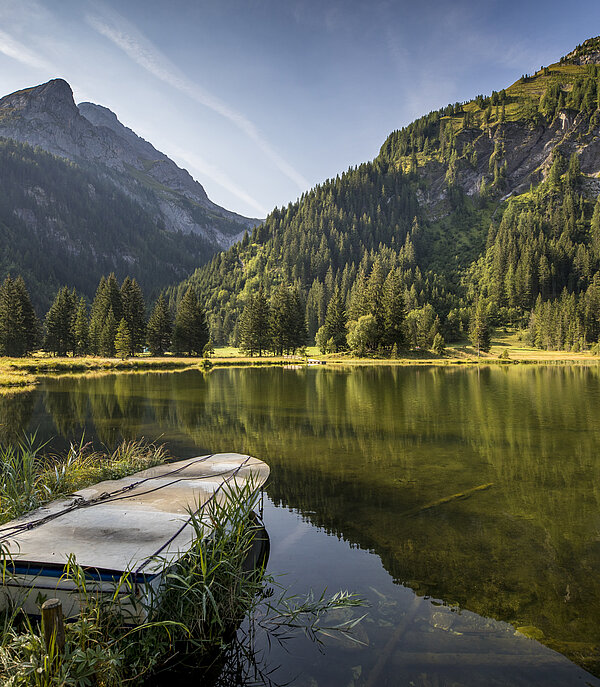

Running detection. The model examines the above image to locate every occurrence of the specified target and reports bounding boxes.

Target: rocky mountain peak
[564,36,600,65]
[0,78,259,249]
[0,78,77,120]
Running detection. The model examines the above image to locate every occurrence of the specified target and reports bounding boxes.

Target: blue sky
[1,0,599,218]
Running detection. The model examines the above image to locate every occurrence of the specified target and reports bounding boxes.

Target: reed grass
[0,437,168,525]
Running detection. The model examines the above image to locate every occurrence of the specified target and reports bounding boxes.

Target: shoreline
[1,344,599,393]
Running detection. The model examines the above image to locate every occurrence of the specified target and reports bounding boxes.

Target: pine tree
[72,297,90,356]
[44,287,76,356]
[173,286,209,355]
[147,294,172,355]
[121,277,146,355]
[114,318,132,360]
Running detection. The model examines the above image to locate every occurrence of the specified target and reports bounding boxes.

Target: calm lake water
[3,364,600,686]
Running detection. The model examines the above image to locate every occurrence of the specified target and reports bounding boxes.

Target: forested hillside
[0,138,217,312]
[173,37,600,353]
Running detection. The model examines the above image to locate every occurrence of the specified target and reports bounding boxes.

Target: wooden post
[41,598,65,654]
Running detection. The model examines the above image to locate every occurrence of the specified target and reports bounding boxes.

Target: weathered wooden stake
[41,598,65,654]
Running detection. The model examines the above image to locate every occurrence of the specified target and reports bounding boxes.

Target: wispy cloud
[170,145,268,217]
[86,4,309,192]
[0,28,55,72]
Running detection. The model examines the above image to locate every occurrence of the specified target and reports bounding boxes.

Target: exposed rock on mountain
[0,79,258,248]
[174,37,600,350]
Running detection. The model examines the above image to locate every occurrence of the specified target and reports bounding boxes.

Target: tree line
[0,274,210,358]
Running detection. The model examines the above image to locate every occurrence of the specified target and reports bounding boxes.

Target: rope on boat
[134,455,252,573]
[0,453,258,543]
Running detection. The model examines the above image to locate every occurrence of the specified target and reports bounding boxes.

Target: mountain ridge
[173,38,600,351]
[0,78,259,247]
[0,78,263,310]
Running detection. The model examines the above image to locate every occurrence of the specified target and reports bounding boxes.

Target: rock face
[0,79,259,248]
[415,109,600,214]
[565,37,600,65]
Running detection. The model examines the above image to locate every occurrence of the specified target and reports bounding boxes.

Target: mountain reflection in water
[5,364,600,684]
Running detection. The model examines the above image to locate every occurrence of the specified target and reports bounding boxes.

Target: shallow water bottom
[251,500,599,687]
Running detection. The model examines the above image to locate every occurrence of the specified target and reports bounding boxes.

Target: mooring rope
[134,455,253,573]
[0,453,247,542]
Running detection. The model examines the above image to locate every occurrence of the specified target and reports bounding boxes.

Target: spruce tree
[289,286,308,353]
[44,287,76,356]
[114,318,132,360]
[147,294,172,355]
[432,332,446,355]
[469,302,491,356]
[321,288,347,352]
[381,270,406,351]
[88,276,106,355]
[238,288,271,356]
[591,197,600,261]
[270,284,291,355]
[0,276,26,356]
[89,274,123,355]
[121,277,146,355]
[238,295,255,356]
[104,273,123,323]
[14,276,40,354]
[72,297,89,356]
[251,288,271,357]
[173,286,209,355]
[100,308,118,357]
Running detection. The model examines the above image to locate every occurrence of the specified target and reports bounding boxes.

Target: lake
[3,364,600,686]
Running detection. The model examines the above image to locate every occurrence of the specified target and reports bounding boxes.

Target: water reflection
[12,365,600,677]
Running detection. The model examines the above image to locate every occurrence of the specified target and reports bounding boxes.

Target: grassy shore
[0,332,598,393]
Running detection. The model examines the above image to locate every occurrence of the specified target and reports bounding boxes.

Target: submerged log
[390,651,573,667]
[366,595,424,686]
[401,483,494,517]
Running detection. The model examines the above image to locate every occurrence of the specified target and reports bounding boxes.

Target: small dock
[0,453,269,620]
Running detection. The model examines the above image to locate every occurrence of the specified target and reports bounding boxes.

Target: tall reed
[0,436,168,525]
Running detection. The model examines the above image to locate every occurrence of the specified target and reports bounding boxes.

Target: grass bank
[2,330,597,394]
[0,437,167,525]
[0,439,363,685]
[0,353,299,392]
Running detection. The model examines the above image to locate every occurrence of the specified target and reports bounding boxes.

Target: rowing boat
[0,452,270,621]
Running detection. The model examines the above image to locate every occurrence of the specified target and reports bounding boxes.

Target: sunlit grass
[0,437,168,525]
